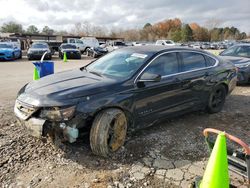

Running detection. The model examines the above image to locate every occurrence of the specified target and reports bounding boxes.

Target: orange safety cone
[199,132,229,188]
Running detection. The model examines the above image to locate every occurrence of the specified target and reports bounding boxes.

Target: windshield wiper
[89,71,103,77]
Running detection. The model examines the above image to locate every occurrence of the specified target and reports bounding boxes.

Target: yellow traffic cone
[33,67,39,80]
[199,132,229,188]
[63,52,67,62]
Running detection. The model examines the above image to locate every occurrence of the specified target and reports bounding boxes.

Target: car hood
[29,48,48,51]
[219,56,250,65]
[0,48,14,53]
[61,49,79,52]
[17,69,116,107]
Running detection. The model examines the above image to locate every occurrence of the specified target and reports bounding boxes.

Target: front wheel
[207,85,226,114]
[90,108,127,157]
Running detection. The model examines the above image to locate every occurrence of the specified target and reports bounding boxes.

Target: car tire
[207,84,226,114]
[90,108,127,157]
[77,54,81,59]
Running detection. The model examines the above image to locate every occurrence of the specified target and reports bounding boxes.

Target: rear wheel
[90,108,127,157]
[207,85,226,113]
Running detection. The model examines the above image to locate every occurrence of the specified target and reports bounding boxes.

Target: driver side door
[133,52,185,128]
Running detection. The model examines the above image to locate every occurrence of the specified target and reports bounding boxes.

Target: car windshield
[32,43,48,49]
[85,50,150,79]
[0,43,13,48]
[61,44,76,49]
[220,46,250,58]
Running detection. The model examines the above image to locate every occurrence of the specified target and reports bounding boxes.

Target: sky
[0,0,249,33]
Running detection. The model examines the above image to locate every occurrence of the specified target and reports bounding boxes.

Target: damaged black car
[14,46,237,157]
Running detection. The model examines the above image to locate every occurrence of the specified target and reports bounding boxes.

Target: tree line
[0,18,248,42]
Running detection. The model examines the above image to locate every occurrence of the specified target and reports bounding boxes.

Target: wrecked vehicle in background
[219,44,250,84]
[14,46,237,157]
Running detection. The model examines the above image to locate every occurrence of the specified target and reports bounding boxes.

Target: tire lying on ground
[90,108,127,157]
[207,84,227,114]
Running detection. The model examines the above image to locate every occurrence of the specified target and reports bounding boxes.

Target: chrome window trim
[134,50,219,84]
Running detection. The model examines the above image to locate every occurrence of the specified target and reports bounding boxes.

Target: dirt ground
[0,54,250,188]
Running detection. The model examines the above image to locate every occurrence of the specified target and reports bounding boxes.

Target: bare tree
[205,18,223,30]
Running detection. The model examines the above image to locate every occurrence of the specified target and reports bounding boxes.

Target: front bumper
[65,51,80,59]
[28,53,51,60]
[14,100,86,142]
[0,53,14,60]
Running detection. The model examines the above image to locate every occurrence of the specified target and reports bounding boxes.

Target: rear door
[177,51,215,106]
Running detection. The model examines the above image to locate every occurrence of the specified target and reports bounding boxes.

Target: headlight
[235,62,250,68]
[40,106,76,121]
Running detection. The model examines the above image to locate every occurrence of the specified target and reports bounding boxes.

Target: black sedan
[27,42,52,60]
[86,46,108,58]
[59,44,81,59]
[14,46,237,157]
[219,44,250,84]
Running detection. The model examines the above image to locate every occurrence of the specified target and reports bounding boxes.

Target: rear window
[181,52,206,71]
[205,56,217,67]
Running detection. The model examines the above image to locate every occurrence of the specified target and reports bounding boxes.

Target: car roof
[119,45,208,55]
[232,43,250,47]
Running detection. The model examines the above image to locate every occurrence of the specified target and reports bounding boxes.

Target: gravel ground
[0,55,250,187]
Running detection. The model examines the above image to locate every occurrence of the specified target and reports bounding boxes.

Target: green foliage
[181,24,193,42]
[26,25,39,34]
[1,21,23,33]
[42,26,54,35]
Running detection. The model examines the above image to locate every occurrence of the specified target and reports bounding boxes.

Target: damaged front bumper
[14,100,87,143]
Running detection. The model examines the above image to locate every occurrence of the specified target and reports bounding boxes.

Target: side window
[143,53,179,76]
[181,52,206,71]
[205,56,217,67]
[220,46,238,56]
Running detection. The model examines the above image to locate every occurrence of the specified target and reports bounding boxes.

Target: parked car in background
[219,44,250,84]
[86,46,108,58]
[0,42,22,60]
[80,37,99,53]
[59,43,81,59]
[64,38,86,54]
[27,42,52,60]
[218,43,228,49]
[14,46,237,157]
[107,40,127,51]
[192,43,202,49]
[210,43,218,50]
[155,40,175,46]
[201,43,210,49]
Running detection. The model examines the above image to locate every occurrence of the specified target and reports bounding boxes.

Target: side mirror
[138,73,161,83]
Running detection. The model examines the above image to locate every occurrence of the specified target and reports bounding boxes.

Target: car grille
[14,100,38,120]
[34,51,46,55]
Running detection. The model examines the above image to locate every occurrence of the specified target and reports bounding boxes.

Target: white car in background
[107,40,126,51]
[155,40,175,46]
[80,37,99,52]
[65,38,86,53]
